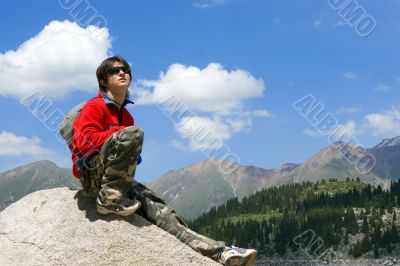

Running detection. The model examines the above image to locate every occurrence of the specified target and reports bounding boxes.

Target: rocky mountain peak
[373,136,400,149]
[278,163,299,173]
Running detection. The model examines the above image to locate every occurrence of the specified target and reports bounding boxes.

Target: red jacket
[71,92,134,178]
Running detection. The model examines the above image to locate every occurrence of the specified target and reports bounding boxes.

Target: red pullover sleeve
[74,101,125,156]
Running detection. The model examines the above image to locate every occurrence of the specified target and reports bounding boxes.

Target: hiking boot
[96,196,141,216]
[218,246,257,266]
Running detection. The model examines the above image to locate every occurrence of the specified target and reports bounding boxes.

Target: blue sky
[0,0,399,183]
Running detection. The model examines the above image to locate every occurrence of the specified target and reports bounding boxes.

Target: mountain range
[148,137,400,220]
[0,160,80,211]
[1,137,399,220]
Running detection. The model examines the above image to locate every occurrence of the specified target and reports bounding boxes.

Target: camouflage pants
[80,126,225,261]
[81,125,143,204]
[129,180,225,260]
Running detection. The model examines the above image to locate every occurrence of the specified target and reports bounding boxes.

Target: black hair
[96,56,132,91]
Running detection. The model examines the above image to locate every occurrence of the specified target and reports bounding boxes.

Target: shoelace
[225,246,247,254]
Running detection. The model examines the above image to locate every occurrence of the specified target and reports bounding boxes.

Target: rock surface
[0,188,220,266]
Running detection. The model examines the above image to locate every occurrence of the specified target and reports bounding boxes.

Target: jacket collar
[99,91,134,107]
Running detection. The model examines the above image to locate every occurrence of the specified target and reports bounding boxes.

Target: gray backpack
[59,102,87,152]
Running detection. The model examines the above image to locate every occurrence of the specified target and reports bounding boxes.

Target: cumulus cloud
[0,20,111,99]
[0,131,55,157]
[134,62,266,151]
[134,62,266,152]
[252,109,271,117]
[365,107,400,136]
[305,107,400,140]
[343,72,357,80]
[175,116,230,151]
[226,117,252,133]
[331,120,358,138]
[172,114,260,152]
[135,63,264,115]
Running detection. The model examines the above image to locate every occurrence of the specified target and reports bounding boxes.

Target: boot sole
[225,250,257,266]
[96,200,141,217]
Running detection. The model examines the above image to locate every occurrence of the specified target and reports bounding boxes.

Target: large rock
[0,188,219,266]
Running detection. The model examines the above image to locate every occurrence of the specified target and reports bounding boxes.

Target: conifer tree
[387,244,392,254]
[344,208,359,234]
[362,216,369,234]
[361,235,371,254]
[373,244,379,258]
[352,241,362,257]
[344,230,349,245]
[390,223,399,243]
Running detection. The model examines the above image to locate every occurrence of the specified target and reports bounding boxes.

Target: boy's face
[104,61,131,93]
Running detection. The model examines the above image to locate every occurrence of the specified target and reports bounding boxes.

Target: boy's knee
[136,127,144,139]
[120,126,144,141]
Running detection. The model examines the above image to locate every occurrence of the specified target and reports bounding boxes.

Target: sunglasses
[108,66,131,75]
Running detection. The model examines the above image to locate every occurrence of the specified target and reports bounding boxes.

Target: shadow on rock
[73,189,148,228]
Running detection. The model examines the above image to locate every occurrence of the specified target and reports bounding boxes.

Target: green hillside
[189,179,400,259]
[283,158,380,186]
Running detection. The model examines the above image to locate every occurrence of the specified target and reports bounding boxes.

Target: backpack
[59,102,87,152]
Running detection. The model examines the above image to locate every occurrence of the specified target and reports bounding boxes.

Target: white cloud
[135,63,264,115]
[134,63,266,152]
[375,82,390,92]
[252,109,271,117]
[226,118,252,133]
[314,20,322,27]
[343,72,357,80]
[0,131,55,157]
[365,107,400,136]
[175,116,230,151]
[331,120,358,137]
[0,20,111,99]
[193,0,225,8]
[306,107,400,140]
[337,107,362,114]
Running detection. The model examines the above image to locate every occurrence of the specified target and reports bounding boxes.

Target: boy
[71,56,257,265]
